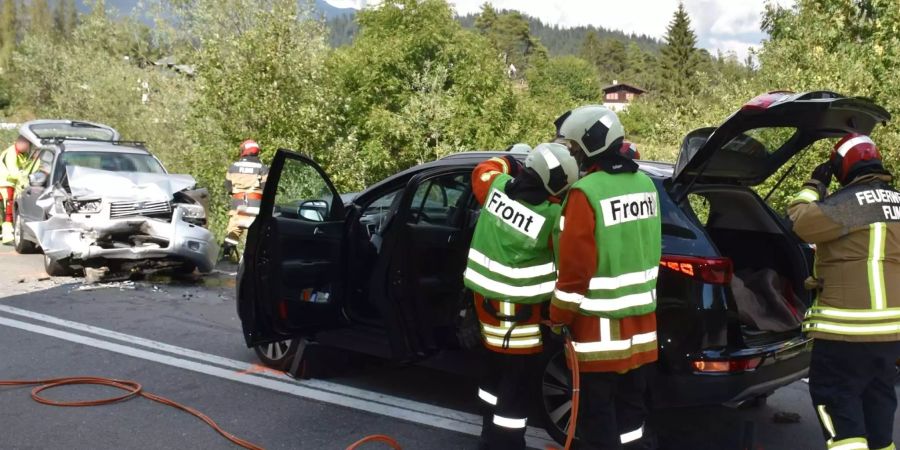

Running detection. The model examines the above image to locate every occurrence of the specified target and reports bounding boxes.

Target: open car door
[375,167,476,359]
[670,91,891,197]
[238,149,347,347]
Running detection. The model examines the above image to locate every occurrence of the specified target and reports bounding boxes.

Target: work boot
[1,221,13,244]
[220,241,240,263]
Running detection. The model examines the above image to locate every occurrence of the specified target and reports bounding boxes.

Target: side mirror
[29,172,47,187]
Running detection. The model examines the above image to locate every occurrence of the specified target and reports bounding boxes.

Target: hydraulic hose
[0,376,264,450]
[561,328,580,450]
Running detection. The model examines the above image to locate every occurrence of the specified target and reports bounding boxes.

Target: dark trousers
[808,339,899,450]
[576,366,653,450]
[478,351,542,450]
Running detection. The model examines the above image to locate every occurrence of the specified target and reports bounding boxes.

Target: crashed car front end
[28,167,218,273]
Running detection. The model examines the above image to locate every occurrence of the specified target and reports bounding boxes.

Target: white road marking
[0,307,556,448]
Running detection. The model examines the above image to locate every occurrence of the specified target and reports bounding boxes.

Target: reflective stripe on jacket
[550,169,661,372]
[788,174,900,342]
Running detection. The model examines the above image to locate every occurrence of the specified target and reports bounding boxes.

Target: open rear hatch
[671,90,891,195]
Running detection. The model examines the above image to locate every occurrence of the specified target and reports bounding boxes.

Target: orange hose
[0,376,265,450]
[562,332,580,450]
[344,434,403,450]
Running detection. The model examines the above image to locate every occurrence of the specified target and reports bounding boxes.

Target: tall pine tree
[28,0,53,35]
[659,2,699,98]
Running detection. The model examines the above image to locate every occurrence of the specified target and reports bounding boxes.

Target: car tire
[537,346,574,446]
[44,254,73,277]
[254,339,304,373]
[13,211,37,254]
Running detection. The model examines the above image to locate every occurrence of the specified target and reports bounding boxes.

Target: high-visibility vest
[464,173,561,304]
[0,146,27,188]
[555,171,662,319]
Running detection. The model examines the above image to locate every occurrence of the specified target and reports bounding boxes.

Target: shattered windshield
[58,152,166,174]
[29,123,116,141]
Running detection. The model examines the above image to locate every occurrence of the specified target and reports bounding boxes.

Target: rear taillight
[660,255,733,285]
[693,357,762,373]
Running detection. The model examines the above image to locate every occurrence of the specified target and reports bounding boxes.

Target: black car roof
[357,151,673,200]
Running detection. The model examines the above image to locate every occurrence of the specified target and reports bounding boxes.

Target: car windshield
[29,123,116,141]
[59,152,166,174]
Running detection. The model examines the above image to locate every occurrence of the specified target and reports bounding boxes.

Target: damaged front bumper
[28,206,218,273]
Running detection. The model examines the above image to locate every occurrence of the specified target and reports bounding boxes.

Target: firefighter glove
[810,161,833,186]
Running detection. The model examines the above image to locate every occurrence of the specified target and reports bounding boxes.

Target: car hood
[672,91,891,187]
[67,166,196,201]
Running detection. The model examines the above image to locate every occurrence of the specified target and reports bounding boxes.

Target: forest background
[1,0,898,236]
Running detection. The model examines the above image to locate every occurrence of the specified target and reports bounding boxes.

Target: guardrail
[0,123,19,130]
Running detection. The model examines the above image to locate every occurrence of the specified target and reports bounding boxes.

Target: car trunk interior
[684,186,812,347]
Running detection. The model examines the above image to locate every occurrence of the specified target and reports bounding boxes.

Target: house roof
[602,82,647,93]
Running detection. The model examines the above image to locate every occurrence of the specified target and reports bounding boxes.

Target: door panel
[238,149,346,347]
[380,168,474,358]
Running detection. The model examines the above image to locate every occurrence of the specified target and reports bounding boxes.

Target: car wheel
[13,212,37,254]
[44,254,73,277]
[254,339,303,372]
[538,348,574,446]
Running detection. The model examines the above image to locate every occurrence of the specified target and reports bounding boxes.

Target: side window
[37,150,55,185]
[408,172,470,226]
[273,158,339,222]
[360,188,402,236]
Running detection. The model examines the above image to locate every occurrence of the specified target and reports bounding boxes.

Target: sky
[324,0,797,61]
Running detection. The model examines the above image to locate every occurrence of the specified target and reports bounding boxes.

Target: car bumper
[28,207,218,273]
[653,337,813,408]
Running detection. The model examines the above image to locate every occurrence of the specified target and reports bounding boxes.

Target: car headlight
[73,200,102,213]
[178,203,206,219]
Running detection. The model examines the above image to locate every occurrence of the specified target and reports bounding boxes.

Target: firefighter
[223,139,268,261]
[465,143,580,450]
[788,133,900,450]
[0,137,30,244]
[550,106,661,450]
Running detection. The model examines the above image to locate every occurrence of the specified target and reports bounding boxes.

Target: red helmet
[618,140,640,160]
[830,133,882,185]
[239,139,260,157]
[14,137,29,155]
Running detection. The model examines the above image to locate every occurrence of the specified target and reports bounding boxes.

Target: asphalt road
[0,245,896,450]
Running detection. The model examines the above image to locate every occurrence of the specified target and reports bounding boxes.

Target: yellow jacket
[0,145,28,188]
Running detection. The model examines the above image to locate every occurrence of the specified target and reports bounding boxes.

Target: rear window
[30,123,116,141]
[58,152,166,174]
[721,127,796,157]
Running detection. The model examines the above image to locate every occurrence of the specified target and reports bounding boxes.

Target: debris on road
[74,280,137,292]
[772,411,801,424]
[83,267,110,284]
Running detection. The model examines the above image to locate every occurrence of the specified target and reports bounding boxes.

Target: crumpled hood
[67,166,197,201]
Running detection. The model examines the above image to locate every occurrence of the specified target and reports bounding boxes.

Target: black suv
[237,91,890,443]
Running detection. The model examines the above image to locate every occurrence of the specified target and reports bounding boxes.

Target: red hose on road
[0,376,265,450]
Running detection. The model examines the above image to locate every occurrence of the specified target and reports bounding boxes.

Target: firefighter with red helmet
[222,139,268,261]
[0,136,30,244]
[465,143,579,450]
[788,133,900,450]
[550,106,661,450]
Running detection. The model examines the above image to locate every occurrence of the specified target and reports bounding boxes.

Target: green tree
[659,2,699,98]
[329,0,520,188]
[53,0,78,38]
[473,4,545,76]
[0,0,18,69]
[27,0,53,34]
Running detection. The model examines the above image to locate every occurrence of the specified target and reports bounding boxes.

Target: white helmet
[554,105,625,158]
[506,143,532,154]
[525,143,580,196]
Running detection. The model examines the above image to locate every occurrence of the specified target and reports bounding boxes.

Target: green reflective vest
[557,171,662,319]
[464,173,561,304]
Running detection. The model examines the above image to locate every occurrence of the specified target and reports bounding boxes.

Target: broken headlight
[73,199,102,213]
[178,203,206,220]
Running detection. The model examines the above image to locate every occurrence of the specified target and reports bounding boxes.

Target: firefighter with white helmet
[465,143,579,450]
[222,139,268,261]
[788,133,900,450]
[551,105,661,449]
